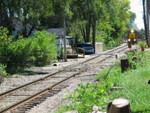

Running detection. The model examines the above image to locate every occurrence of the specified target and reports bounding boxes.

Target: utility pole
[63,17,67,62]
[147,0,150,47]
[143,0,148,44]
[143,0,150,47]
[92,19,96,54]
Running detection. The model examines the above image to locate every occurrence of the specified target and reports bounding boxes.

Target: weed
[66,83,109,113]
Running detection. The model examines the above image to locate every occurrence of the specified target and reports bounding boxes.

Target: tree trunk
[92,19,96,53]
[143,0,149,46]
[146,0,150,47]
[27,26,35,37]
[81,28,86,42]
[107,98,131,113]
[85,16,91,42]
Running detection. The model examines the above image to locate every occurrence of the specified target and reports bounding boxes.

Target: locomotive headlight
[131,29,134,33]
[128,39,131,42]
[134,39,136,41]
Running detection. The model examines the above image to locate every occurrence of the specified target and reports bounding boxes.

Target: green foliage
[97,51,150,113]
[6,38,32,72]
[0,64,8,77]
[69,20,87,42]
[96,63,122,88]
[54,106,72,113]
[0,0,54,34]
[30,30,57,66]
[66,83,108,113]
[69,0,104,42]
[96,0,131,48]
[55,52,150,113]
[0,26,13,66]
[138,41,147,47]
[109,52,150,113]
[129,11,136,28]
[1,0,133,47]
[127,51,144,69]
[0,28,57,74]
[0,26,13,47]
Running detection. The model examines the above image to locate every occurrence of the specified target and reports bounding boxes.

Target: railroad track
[0,44,133,113]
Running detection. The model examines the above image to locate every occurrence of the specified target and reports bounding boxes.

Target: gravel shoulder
[26,52,126,113]
[0,44,129,113]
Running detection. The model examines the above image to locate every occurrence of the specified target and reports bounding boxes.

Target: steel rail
[0,44,128,99]
[0,44,131,113]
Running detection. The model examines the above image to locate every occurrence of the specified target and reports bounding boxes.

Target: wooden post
[107,98,131,113]
[0,68,3,83]
[63,17,67,62]
[121,59,129,73]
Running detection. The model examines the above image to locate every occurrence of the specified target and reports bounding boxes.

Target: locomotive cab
[127,29,137,47]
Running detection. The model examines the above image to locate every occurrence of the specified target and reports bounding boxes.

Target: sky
[130,0,144,29]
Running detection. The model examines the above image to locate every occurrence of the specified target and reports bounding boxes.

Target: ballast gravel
[0,45,129,113]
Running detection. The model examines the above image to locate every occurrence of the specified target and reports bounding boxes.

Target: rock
[53,63,61,66]
[64,110,78,113]
[92,105,102,111]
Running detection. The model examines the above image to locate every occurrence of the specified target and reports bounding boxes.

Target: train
[127,29,138,48]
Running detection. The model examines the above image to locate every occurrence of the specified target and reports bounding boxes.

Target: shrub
[0,27,14,72]
[6,38,33,73]
[0,64,8,76]
[138,41,147,47]
[66,83,109,113]
[126,50,144,69]
[30,30,57,66]
[0,27,57,74]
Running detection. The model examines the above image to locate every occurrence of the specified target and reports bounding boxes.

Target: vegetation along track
[0,44,131,113]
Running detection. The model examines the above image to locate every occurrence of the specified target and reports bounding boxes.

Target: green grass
[96,51,150,113]
[54,51,150,113]
[54,106,72,113]
[109,67,150,113]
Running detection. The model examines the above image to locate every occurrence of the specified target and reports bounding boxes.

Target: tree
[69,0,103,43]
[0,0,54,37]
[96,0,131,47]
[129,12,136,28]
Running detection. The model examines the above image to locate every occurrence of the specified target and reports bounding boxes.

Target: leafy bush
[126,50,144,69]
[0,27,57,73]
[96,63,122,88]
[66,83,109,113]
[0,27,14,72]
[138,41,147,47]
[0,26,13,47]
[30,31,57,66]
[0,64,7,76]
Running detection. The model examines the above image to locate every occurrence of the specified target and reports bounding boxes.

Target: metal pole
[147,0,150,47]
[63,18,67,62]
[142,0,148,44]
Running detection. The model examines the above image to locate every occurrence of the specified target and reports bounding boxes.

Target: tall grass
[97,51,150,113]
[55,51,150,113]
[109,66,150,113]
